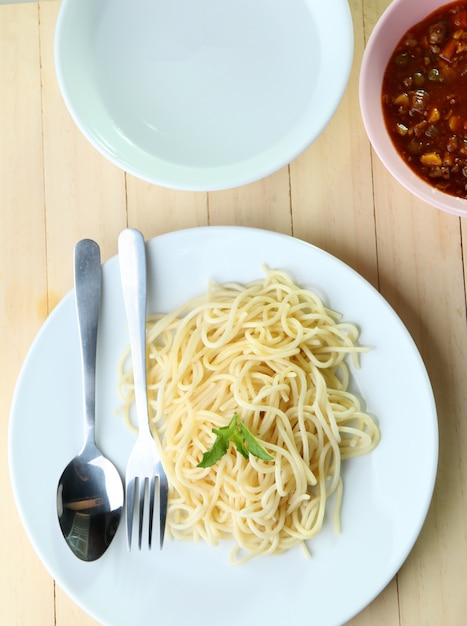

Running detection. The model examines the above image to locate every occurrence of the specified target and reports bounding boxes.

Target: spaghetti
[118,268,380,563]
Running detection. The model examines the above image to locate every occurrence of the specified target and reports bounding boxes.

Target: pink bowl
[359,0,467,217]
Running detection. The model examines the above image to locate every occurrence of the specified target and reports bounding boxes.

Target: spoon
[57,239,124,561]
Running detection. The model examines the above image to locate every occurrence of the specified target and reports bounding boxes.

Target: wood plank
[290,0,378,288]
[0,3,54,625]
[461,219,467,310]
[39,0,127,301]
[39,1,125,624]
[208,166,292,233]
[125,177,209,239]
[372,155,467,626]
[290,1,397,623]
[365,1,467,624]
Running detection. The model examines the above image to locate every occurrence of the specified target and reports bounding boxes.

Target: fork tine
[159,469,169,549]
[137,477,146,550]
[147,476,156,549]
[126,478,136,550]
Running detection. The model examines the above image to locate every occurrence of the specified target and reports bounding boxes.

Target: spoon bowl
[57,443,124,561]
[57,239,124,561]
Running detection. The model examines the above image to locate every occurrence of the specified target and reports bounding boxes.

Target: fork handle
[118,228,152,437]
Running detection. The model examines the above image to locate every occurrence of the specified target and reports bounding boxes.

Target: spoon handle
[74,239,101,440]
[118,228,151,437]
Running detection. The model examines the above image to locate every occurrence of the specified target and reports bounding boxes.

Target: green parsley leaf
[237,421,275,461]
[196,433,230,467]
[197,413,274,468]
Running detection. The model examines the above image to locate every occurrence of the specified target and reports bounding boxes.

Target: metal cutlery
[118,228,168,550]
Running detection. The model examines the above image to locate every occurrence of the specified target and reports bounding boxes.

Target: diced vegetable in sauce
[382,2,467,198]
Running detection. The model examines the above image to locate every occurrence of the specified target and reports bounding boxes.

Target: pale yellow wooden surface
[1,0,466,624]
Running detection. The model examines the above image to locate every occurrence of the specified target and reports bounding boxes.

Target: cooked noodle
[118,268,379,563]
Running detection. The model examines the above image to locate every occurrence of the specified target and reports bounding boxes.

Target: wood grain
[0,4,53,626]
[2,1,466,625]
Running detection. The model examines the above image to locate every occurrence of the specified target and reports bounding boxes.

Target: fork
[118,228,168,550]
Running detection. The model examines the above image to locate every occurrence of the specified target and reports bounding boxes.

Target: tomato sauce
[382,2,467,198]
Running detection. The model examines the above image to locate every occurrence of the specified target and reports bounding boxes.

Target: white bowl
[55,0,353,191]
[360,0,467,217]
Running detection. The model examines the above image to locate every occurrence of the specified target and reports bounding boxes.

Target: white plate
[54,0,353,191]
[9,227,438,626]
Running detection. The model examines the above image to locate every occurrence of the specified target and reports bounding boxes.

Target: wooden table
[1,1,466,624]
